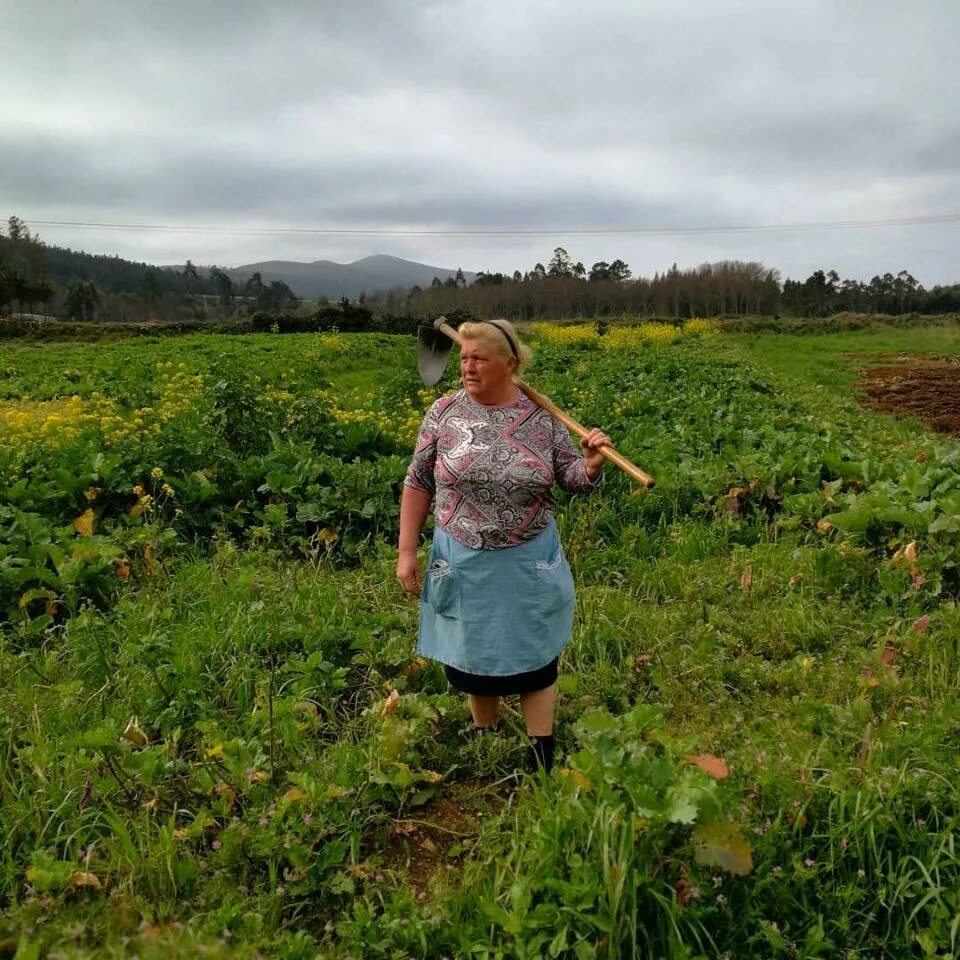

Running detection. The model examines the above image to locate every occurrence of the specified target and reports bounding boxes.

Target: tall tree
[608,259,632,282]
[209,267,233,309]
[6,216,30,243]
[0,266,14,315]
[64,279,100,321]
[840,277,866,312]
[547,247,573,278]
[243,272,264,302]
[6,269,27,314]
[140,269,162,306]
[259,280,297,312]
[893,270,919,313]
[22,276,53,315]
[589,261,611,282]
[183,259,200,294]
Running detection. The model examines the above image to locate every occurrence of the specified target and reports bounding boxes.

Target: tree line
[370,246,960,320]
[3,218,959,325]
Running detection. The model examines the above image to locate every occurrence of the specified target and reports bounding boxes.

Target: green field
[1,323,959,958]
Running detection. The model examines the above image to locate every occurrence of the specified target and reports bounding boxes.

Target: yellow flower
[600,322,681,350]
[532,323,598,346]
[684,317,719,338]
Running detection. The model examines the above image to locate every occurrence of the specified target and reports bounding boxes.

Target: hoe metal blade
[417,322,454,386]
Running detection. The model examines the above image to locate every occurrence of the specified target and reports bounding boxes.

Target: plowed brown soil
[857,355,960,436]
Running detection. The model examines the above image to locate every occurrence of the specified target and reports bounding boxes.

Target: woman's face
[459,337,516,402]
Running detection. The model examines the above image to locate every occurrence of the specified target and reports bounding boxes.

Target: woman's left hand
[581,428,612,479]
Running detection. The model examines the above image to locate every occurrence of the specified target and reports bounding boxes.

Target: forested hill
[0,233,208,298]
[0,217,239,322]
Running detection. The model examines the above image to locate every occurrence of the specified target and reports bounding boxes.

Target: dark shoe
[529,734,555,773]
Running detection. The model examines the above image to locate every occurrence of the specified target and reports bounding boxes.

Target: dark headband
[481,320,519,359]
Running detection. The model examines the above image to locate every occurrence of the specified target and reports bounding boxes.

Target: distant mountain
[225,254,474,300]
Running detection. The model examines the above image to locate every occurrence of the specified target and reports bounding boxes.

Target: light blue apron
[417,519,575,676]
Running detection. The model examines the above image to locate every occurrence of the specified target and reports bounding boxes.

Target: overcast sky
[3,0,958,284]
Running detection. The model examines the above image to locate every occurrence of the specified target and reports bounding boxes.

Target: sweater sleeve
[552,418,600,493]
[404,400,442,495]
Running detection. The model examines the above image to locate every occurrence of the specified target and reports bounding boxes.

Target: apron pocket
[425,559,461,618]
[535,550,574,615]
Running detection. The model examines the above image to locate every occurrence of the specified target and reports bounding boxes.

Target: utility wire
[23,213,960,239]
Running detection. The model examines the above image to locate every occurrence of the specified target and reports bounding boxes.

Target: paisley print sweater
[404,389,597,550]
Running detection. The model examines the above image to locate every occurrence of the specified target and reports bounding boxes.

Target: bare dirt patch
[856,354,960,436]
[373,779,510,899]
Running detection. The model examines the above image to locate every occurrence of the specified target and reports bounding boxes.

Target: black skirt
[443,656,559,696]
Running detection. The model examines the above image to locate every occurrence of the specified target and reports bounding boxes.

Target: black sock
[530,735,555,772]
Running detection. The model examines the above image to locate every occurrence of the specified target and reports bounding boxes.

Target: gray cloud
[2,0,959,284]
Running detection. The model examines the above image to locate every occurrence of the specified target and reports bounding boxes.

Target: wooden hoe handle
[435,320,655,488]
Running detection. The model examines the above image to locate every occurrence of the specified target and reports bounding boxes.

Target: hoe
[416,316,655,488]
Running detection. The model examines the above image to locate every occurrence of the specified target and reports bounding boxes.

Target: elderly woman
[396,319,609,772]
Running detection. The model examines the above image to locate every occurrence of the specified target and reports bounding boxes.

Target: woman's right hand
[396,551,422,596]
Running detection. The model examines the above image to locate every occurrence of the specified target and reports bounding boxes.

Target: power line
[23,212,960,239]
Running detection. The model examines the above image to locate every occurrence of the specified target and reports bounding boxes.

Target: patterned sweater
[404,389,597,550]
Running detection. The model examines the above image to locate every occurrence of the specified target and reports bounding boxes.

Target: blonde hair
[458,319,533,374]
